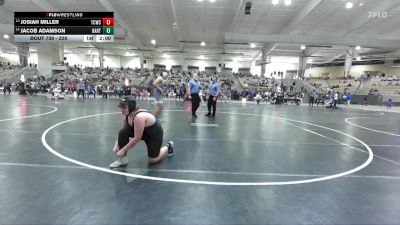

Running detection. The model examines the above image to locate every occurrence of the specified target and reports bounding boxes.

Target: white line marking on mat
[0,162,87,169]
[2,162,400,180]
[41,110,374,186]
[0,104,57,122]
[190,123,220,127]
[345,117,400,137]
[281,120,400,167]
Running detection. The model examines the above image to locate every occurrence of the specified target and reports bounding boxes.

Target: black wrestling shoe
[167,141,174,157]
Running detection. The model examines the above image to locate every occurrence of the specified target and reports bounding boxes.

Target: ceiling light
[284,0,292,6]
[355,45,361,50]
[250,43,256,48]
[233,57,242,61]
[163,53,170,59]
[197,0,203,2]
[201,41,206,46]
[3,34,9,39]
[209,0,215,2]
[359,2,364,6]
[346,2,353,9]
[356,56,361,61]
[151,39,156,45]
[272,0,279,5]
[199,55,206,60]
[300,45,306,50]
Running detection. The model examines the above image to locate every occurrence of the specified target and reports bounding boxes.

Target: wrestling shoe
[109,158,128,168]
[167,141,174,157]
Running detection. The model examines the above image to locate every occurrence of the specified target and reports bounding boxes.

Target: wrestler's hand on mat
[117,149,126,157]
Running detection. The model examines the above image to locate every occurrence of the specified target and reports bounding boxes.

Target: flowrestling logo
[368,11,388,19]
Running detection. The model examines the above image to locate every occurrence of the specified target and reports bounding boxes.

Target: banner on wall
[1,45,29,57]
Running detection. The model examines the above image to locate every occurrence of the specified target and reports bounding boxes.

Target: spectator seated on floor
[51,85,67,100]
[87,86,96,98]
[283,93,302,105]
[255,93,262,104]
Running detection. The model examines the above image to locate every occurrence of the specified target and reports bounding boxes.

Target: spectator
[386,99,393,109]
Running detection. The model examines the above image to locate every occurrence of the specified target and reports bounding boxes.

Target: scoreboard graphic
[14,12,114,43]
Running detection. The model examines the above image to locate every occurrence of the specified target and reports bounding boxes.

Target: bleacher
[305,77,360,94]
[0,67,38,83]
[325,79,360,93]
[237,75,272,90]
[370,76,400,95]
[0,62,23,82]
[1,64,313,101]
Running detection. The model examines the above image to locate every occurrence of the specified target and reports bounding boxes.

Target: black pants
[78,89,85,98]
[191,93,200,116]
[207,96,217,116]
[117,123,164,158]
[333,100,338,108]
[309,97,314,106]
[4,87,11,95]
[117,126,133,157]
[87,93,95,98]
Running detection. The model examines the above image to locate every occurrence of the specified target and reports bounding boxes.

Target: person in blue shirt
[309,89,316,107]
[77,81,85,98]
[226,87,232,103]
[386,99,393,109]
[205,78,220,117]
[189,73,201,118]
[347,93,352,106]
[249,89,254,101]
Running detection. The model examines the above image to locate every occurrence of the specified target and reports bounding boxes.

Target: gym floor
[0,95,399,225]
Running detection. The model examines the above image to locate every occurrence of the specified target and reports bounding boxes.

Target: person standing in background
[5,82,11,95]
[333,92,339,109]
[205,78,220,117]
[314,92,319,106]
[77,81,85,98]
[226,87,232,103]
[309,89,316,107]
[189,73,201,118]
[153,72,168,121]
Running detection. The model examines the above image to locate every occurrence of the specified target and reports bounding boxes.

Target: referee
[205,77,220,117]
[189,73,201,118]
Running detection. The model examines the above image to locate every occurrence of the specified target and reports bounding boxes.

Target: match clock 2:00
[98,36,112,41]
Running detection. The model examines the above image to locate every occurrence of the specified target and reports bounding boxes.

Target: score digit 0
[102,18,114,26]
[102,26,114,34]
